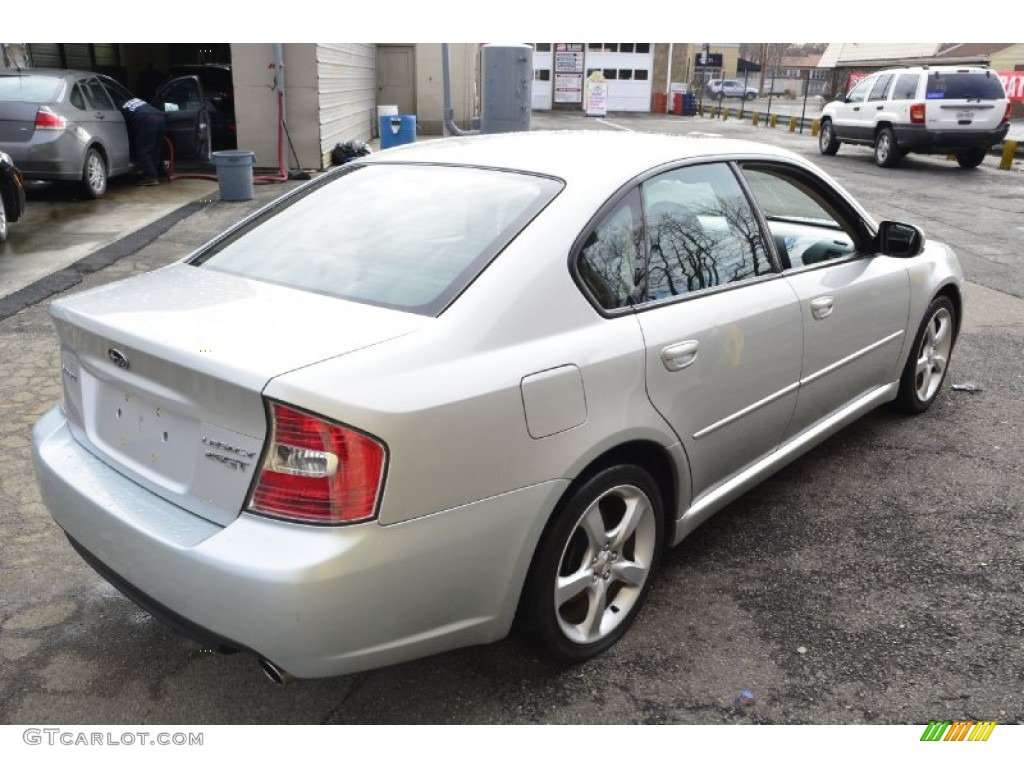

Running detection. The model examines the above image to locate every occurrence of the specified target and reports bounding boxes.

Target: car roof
[881,65,996,74]
[0,69,110,80]
[363,130,803,184]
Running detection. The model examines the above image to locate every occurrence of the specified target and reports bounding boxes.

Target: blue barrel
[379,115,416,149]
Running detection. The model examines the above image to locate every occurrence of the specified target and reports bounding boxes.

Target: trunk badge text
[202,436,257,471]
[107,348,130,370]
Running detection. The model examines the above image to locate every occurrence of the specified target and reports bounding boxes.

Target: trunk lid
[0,101,45,143]
[52,264,428,526]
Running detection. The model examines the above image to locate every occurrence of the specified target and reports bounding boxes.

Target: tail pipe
[257,656,295,685]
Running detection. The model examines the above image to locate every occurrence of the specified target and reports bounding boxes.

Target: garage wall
[414,44,478,135]
[232,43,317,171]
[317,44,376,167]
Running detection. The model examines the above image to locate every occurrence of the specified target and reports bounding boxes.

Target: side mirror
[878,220,924,258]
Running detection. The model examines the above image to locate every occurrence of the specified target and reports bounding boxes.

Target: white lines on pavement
[596,119,633,132]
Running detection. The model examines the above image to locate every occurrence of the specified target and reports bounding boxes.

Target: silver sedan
[32,131,963,680]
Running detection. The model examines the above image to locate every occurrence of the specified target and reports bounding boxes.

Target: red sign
[847,72,869,92]
[999,71,1024,103]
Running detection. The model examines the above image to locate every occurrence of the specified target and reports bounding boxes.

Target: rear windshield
[192,163,562,315]
[926,73,1005,100]
[0,74,64,102]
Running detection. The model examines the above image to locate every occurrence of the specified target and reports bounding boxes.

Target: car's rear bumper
[32,406,565,678]
[2,133,86,181]
[893,123,1010,153]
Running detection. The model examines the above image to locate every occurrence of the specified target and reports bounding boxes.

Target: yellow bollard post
[811,119,820,137]
[738,107,745,120]
[788,116,798,133]
[752,112,760,127]
[1000,140,1018,171]
[723,108,730,121]
[769,114,778,128]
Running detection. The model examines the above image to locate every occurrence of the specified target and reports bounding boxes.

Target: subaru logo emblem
[107,348,130,370]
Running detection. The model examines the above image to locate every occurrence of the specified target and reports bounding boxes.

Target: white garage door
[584,43,654,112]
[531,44,553,110]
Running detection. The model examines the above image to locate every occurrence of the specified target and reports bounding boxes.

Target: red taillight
[35,106,67,130]
[249,401,386,524]
[910,103,926,124]
[1003,104,1012,124]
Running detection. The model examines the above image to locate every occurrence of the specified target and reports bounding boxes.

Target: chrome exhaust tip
[257,656,294,685]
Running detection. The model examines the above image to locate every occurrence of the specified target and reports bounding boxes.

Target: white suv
[819,66,1010,168]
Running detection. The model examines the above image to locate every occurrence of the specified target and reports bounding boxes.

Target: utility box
[480,44,532,133]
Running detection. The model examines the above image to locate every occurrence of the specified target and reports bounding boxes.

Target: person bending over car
[119,97,166,186]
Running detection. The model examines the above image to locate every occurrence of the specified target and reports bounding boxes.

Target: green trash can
[212,150,255,201]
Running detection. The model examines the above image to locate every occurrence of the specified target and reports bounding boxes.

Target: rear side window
[193,164,562,315]
[79,78,114,111]
[0,75,64,102]
[926,73,1006,100]
[891,74,920,100]
[868,74,893,101]
[577,189,643,310]
[642,163,770,300]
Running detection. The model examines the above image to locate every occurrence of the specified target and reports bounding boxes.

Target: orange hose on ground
[162,90,289,185]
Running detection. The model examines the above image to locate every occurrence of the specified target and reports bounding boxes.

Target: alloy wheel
[914,306,953,402]
[554,483,657,645]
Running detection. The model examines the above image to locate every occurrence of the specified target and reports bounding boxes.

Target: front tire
[0,194,7,243]
[895,296,957,414]
[520,465,664,662]
[81,148,107,198]
[874,127,902,168]
[956,148,986,169]
[819,119,840,155]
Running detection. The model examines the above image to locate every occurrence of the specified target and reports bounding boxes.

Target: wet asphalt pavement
[0,111,1021,730]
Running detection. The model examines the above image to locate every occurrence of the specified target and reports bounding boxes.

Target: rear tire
[81,148,107,198]
[894,296,957,414]
[819,119,840,155]
[874,127,902,168]
[0,195,7,243]
[956,148,986,169]
[520,465,664,662]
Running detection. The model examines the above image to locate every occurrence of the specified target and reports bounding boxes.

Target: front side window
[643,163,770,300]
[194,164,562,315]
[157,78,202,111]
[846,76,874,103]
[740,164,863,270]
[100,77,134,107]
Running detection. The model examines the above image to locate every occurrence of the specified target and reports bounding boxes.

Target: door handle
[810,296,835,320]
[853,106,860,111]
[876,105,883,110]
[94,112,106,119]
[661,340,700,372]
